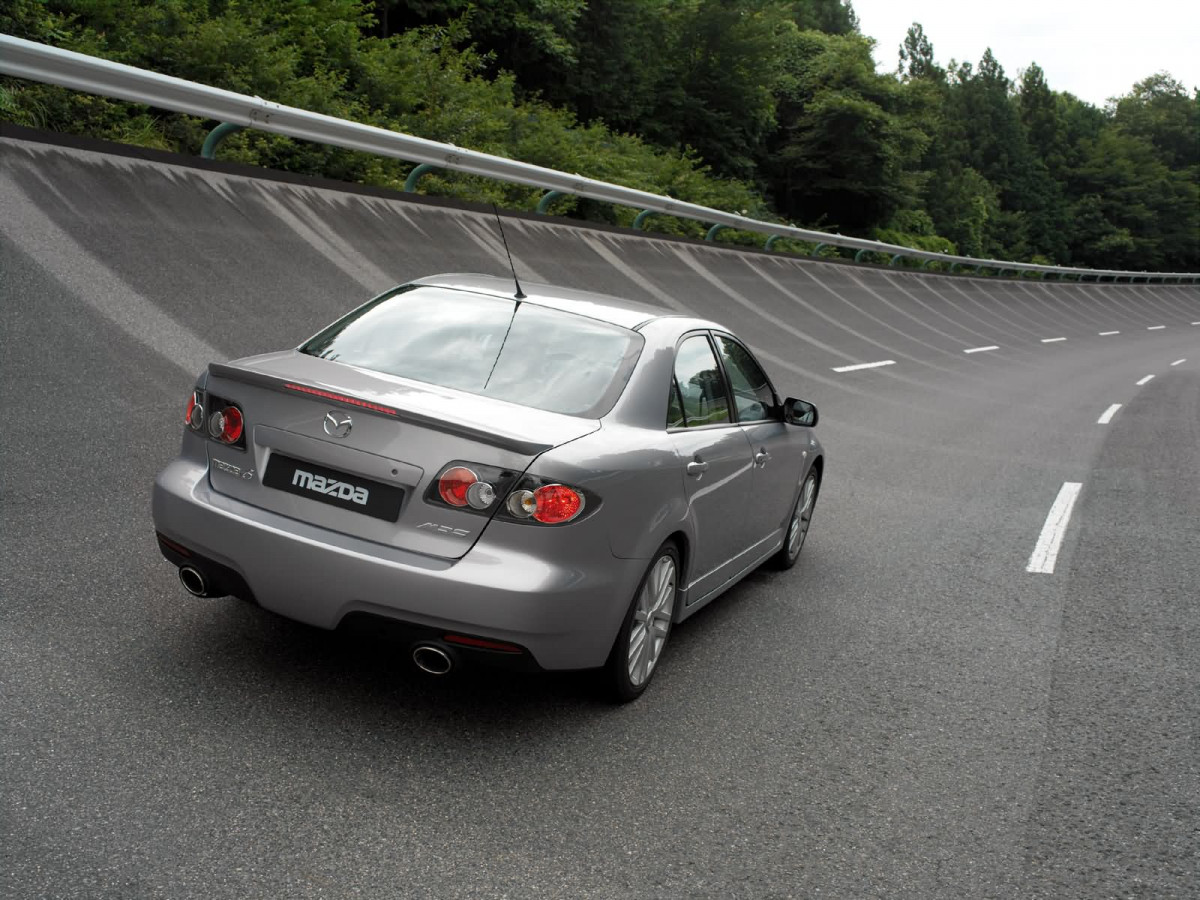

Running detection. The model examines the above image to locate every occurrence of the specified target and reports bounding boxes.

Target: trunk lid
[201,351,599,559]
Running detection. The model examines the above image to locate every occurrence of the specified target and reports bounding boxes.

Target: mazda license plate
[263,454,403,521]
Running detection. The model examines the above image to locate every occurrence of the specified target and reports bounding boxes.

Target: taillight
[208,405,244,444]
[438,466,478,507]
[183,390,245,449]
[185,392,204,431]
[430,463,512,512]
[506,484,586,524]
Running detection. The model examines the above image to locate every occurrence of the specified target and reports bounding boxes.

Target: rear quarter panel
[529,424,691,563]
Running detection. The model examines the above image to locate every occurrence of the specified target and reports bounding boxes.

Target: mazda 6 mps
[152,274,824,700]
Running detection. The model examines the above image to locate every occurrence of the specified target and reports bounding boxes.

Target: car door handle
[754,449,770,466]
[686,460,709,476]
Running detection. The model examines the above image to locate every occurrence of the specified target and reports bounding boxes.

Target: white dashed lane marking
[1147,325,1166,330]
[831,360,896,373]
[1097,404,1121,425]
[1027,482,1083,574]
[963,345,999,354]
[1041,337,1067,343]
[1136,375,1155,386]
[1099,331,1120,336]
[1171,359,1186,366]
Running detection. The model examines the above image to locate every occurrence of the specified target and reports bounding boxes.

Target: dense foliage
[3,0,1197,269]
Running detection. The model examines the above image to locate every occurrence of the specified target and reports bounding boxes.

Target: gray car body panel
[152,274,823,669]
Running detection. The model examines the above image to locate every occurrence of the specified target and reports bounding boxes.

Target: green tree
[767,29,924,230]
[897,22,942,82]
[1111,73,1199,170]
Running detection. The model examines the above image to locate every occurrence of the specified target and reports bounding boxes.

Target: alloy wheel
[787,473,817,561]
[626,553,676,687]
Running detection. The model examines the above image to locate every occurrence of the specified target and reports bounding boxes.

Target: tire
[772,468,820,570]
[604,543,680,702]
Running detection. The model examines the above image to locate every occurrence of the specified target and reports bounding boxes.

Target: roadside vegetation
[2,0,1196,270]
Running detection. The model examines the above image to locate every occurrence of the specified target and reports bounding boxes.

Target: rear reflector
[443,634,524,653]
[156,533,193,557]
[283,382,398,416]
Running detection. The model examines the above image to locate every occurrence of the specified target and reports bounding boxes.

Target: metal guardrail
[2,34,1197,283]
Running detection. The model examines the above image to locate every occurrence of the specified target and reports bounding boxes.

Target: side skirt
[675,532,783,623]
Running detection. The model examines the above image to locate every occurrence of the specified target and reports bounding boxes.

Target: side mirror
[784,397,818,427]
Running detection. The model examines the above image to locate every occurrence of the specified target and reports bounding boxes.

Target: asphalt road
[2,133,1198,900]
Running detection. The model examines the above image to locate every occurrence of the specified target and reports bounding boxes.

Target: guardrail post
[853,248,872,263]
[812,243,830,257]
[765,235,781,251]
[705,224,729,242]
[200,122,244,159]
[404,163,436,193]
[921,259,936,270]
[949,262,961,273]
[536,190,566,215]
[889,253,905,267]
[632,210,654,230]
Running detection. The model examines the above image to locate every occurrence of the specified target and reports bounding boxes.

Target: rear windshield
[300,285,644,417]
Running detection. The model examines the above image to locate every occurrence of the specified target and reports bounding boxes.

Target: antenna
[492,204,526,300]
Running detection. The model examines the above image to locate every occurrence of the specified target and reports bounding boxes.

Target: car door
[667,333,757,603]
[713,333,807,549]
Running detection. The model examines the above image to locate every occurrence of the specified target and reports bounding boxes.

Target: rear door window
[672,335,731,427]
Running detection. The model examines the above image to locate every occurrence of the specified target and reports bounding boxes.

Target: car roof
[410,273,679,330]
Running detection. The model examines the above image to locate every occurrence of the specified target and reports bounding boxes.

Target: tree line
[3,0,1197,271]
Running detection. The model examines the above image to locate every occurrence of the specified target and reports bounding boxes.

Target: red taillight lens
[208,406,243,444]
[438,466,477,507]
[185,393,204,430]
[531,484,584,524]
[219,406,243,443]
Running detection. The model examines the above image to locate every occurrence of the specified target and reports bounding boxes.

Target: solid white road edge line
[1099,331,1120,336]
[1136,375,1155,386]
[1147,325,1166,330]
[1041,337,1067,343]
[831,360,896,373]
[963,345,999,353]
[1171,359,1186,366]
[1027,482,1083,574]
[1097,404,1121,424]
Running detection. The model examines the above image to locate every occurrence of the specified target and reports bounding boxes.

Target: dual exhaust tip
[178,566,455,676]
[412,644,454,676]
[178,565,209,597]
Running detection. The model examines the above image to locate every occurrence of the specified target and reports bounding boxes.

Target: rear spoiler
[207,362,556,457]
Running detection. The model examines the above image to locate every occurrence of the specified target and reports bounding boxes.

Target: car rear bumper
[151,458,642,670]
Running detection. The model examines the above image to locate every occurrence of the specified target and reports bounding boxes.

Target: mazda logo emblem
[323,411,353,438]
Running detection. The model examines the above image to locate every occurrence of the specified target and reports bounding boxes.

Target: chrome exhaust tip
[412,644,454,676]
[179,566,207,597]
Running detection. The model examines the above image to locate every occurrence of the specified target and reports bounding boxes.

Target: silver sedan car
[152,274,824,700]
